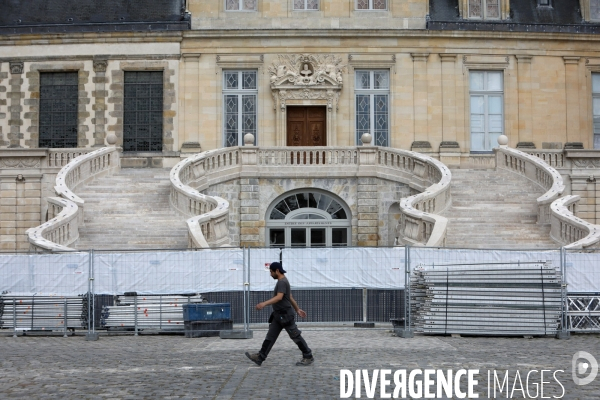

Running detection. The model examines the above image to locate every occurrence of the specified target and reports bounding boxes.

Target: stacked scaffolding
[101,294,205,331]
[411,262,562,336]
[0,295,85,331]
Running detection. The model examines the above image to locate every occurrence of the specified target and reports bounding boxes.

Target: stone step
[72,168,189,251]
[444,168,557,248]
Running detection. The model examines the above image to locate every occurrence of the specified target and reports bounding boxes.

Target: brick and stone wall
[202,176,410,247]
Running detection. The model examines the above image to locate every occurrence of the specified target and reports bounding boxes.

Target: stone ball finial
[244,133,255,146]
[497,135,509,147]
[106,133,118,146]
[360,133,372,146]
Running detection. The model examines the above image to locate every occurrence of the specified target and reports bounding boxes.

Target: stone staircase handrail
[550,195,600,249]
[27,147,121,252]
[496,146,565,224]
[26,197,80,252]
[171,144,452,248]
[170,148,239,248]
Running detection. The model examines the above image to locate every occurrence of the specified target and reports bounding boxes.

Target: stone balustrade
[526,149,566,169]
[26,197,80,252]
[550,195,600,249]
[496,146,565,224]
[27,147,121,252]
[47,149,94,168]
[171,143,451,248]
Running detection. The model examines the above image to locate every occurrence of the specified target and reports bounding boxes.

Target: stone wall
[201,175,411,247]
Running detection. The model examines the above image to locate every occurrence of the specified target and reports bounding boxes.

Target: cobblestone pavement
[0,329,598,399]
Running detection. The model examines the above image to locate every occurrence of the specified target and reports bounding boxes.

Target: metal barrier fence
[0,246,598,337]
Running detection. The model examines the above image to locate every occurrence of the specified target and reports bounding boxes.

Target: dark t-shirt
[272,277,293,312]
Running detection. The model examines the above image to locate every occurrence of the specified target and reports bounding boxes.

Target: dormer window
[294,0,319,10]
[469,0,500,19]
[538,0,551,6]
[592,0,600,21]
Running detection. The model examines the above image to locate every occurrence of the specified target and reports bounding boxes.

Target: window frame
[225,0,257,12]
[468,0,501,20]
[592,72,600,149]
[592,0,600,21]
[222,70,258,147]
[38,71,79,149]
[537,0,551,7]
[266,189,352,248]
[354,69,390,147]
[469,70,505,153]
[293,0,320,11]
[355,0,388,11]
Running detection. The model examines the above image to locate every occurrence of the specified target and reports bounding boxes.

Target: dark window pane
[291,229,306,247]
[332,228,348,247]
[123,71,163,152]
[269,229,285,247]
[39,72,78,148]
[310,228,326,247]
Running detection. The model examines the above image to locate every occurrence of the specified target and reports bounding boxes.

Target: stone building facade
[3,0,600,250]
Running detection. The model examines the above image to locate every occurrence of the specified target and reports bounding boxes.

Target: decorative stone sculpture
[268,54,345,87]
[497,135,508,147]
[244,133,255,146]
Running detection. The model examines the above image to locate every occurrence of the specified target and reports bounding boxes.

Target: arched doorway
[266,189,351,248]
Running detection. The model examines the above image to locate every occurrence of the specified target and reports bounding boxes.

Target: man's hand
[255,302,265,310]
[297,309,307,318]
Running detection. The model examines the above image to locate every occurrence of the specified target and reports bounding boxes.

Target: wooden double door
[286,106,327,146]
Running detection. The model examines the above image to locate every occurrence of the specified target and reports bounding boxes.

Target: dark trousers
[259,314,312,360]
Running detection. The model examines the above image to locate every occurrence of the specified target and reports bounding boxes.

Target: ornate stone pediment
[269,54,346,112]
[269,54,345,88]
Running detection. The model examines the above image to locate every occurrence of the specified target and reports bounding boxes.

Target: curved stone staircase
[443,168,557,249]
[73,168,188,250]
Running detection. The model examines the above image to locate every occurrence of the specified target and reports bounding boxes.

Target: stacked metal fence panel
[100,294,204,330]
[411,262,562,336]
[0,295,85,331]
[567,294,600,332]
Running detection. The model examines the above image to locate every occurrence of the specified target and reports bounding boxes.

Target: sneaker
[245,352,263,366]
[296,357,314,366]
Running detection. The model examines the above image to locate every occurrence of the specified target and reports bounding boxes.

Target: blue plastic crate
[183,303,231,322]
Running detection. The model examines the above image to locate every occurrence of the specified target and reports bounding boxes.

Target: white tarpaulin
[278,247,406,290]
[0,252,89,296]
[564,252,600,293]
[0,248,597,296]
[93,249,245,294]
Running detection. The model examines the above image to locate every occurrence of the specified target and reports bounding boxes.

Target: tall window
[355,70,389,146]
[356,0,387,10]
[470,71,504,152]
[39,72,78,148]
[267,190,351,248]
[294,0,319,10]
[223,70,257,147]
[123,71,163,152]
[593,73,600,149]
[226,0,257,11]
[592,0,600,20]
[469,0,500,19]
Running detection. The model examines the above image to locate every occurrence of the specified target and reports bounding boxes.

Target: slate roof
[0,0,189,34]
[429,0,600,33]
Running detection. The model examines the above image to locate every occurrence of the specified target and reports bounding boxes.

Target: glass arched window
[266,190,351,248]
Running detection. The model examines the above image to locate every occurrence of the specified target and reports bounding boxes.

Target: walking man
[245,261,314,366]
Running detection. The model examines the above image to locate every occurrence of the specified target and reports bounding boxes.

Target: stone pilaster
[181,54,201,151]
[517,56,533,145]
[0,63,7,147]
[8,62,24,148]
[440,54,457,143]
[93,59,109,147]
[357,177,379,246]
[411,53,429,145]
[239,178,261,246]
[564,57,582,145]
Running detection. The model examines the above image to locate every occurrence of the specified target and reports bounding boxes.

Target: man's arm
[290,293,307,318]
[255,292,283,310]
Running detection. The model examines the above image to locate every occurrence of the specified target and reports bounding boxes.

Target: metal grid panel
[123,71,163,152]
[39,72,78,148]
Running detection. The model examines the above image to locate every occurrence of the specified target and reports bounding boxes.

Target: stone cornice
[0,31,183,45]
[182,29,600,42]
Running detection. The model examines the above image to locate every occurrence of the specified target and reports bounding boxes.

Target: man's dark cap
[269,261,286,274]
